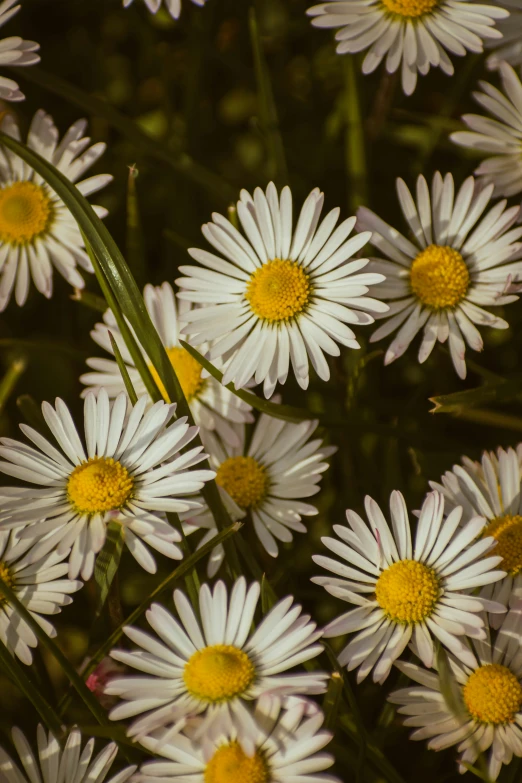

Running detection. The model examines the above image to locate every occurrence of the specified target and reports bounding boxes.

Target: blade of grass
[12,66,236,203]
[447,407,522,433]
[126,166,147,289]
[322,672,343,732]
[0,356,27,417]
[92,520,125,625]
[0,640,64,736]
[249,6,288,186]
[108,332,139,405]
[71,288,107,313]
[429,376,522,413]
[343,56,368,212]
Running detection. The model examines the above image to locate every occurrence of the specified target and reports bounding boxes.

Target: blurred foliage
[2,1,522,781]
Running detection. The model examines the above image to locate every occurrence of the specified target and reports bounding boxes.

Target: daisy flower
[451,63,522,198]
[356,172,522,379]
[123,0,208,19]
[486,0,522,73]
[0,527,81,664]
[0,0,39,102]
[430,445,522,623]
[0,110,112,311]
[389,606,522,781]
[197,413,334,568]
[0,726,136,783]
[176,182,387,399]
[105,577,327,739]
[80,282,253,447]
[137,696,339,783]
[312,490,506,684]
[0,389,215,580]
[306,0,507,97]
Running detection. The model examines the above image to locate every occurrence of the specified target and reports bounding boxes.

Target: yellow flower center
[381,0,439,17]
[183,644,255,703]
[245,259,311,322]
[148,346,205,402]
[0,562,14,605]
[464,664,522,724]
[204,742,269,783]
[0,181,54,245]
[375,559,440,624]
[484,514,522,576]
[67,457,134,515]
[410,245,470,310]
[215,456,268,509]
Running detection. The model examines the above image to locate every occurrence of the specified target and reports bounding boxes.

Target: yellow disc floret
[205,742,269,783]
[375,559,440,624]
[484,514,522,576]
[215,456,268,509]
[0,562,14,606]
[464,664,522,724]
[0,181,54,245]
[246,259,311,322]
[67,457,134,515]
[410,245,470,310]
[149,346,205,403]
[381,0,439,18]
[183,644,256,703]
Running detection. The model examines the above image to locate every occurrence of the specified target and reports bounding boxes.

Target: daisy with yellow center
[176,182,387,399]
[357,172,522,379]
[106,578,327,740]
[0,525,81,665]
[0,110,112,311]
[431,444,522,626]
[81,282,253,448]
[390,607,522,781]
[138,698,339,783]
[188,413,334,571]
[307,0,507,96]
[0,389,215,581]
[313,490,506,684]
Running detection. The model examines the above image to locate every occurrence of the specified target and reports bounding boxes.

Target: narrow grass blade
[343,56,368,212]
[0,356,27,417]
[92,520,125,625]
[108,332,138,405]
[249,6,288,186]
[322,672,343,731]
[71,288,107,313]
[0,640,64,736]
[126,166,147,289]
[429,376,522,413]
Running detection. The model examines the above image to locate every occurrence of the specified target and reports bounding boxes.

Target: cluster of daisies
[5,0,522,782]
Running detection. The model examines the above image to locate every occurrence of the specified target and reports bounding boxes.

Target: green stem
[0,356,27,416]
[108,332,139,405]
[343,56,368,212]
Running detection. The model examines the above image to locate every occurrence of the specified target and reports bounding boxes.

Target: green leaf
[249,6,287,186]
[429,376,522,413]
[322,672,343,732]
[0,640,64,737]
[92,520,125,625]
[343,56,368,212]
[108,332,138,405]
[71,288,107,313]
[0,356,27,417]
[126,166,147,289]
[13,66,236,203]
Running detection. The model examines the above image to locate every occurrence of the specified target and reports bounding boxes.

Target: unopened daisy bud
[0,389,215,580]
[85,657,124,708]
[312,490,506,684]
[106,577,327,739]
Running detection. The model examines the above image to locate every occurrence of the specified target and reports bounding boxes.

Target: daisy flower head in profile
[0,725,136,783]
[0,527,81,664]
[0,389,215,580]
[430,445,522,623]
[105,577,327,739]
[80,282,253,447]
[312,490,506,684]
[137,696,339,783]
[306,0,507,97]
[389,605,522,781]
[0,110,112,310]
[176,182,387,399]
[485,0,522,73]
[451,63,522,199]
[197,413,335,569]
[356,172,522,379]
[0,0,40,102]
[123,0,208,20]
